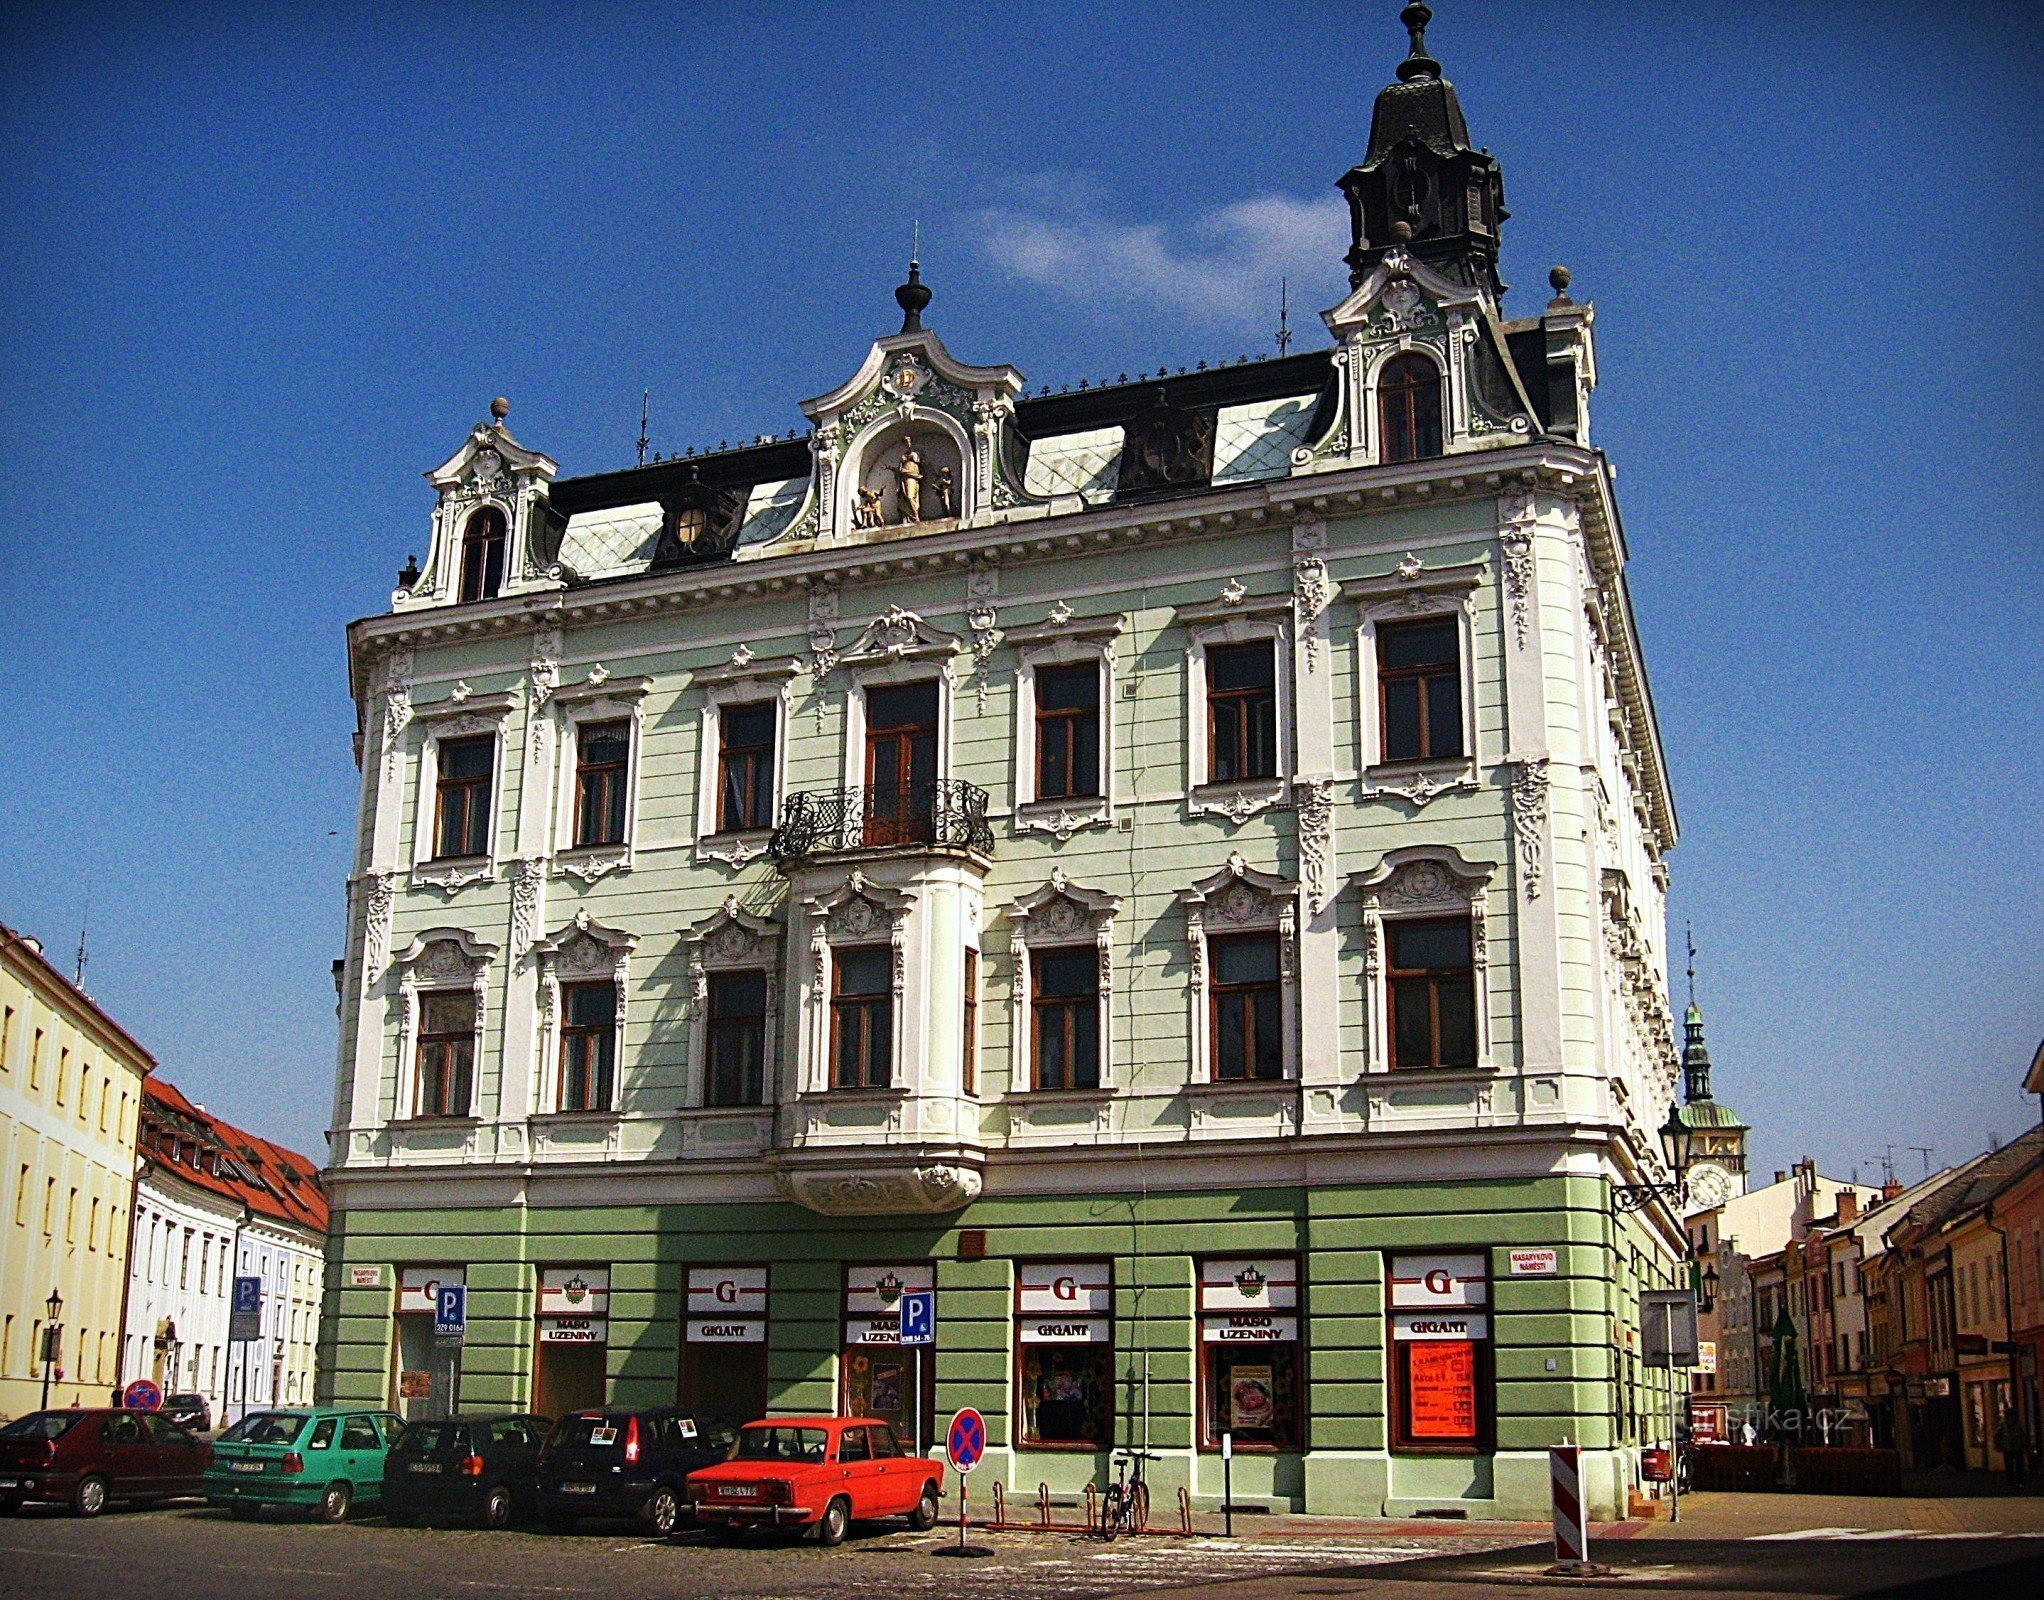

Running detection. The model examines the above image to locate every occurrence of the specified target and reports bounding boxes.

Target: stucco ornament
[1295,778,1336,913]
[777,1163,983,1216]
[379,648,415,782]
[1511,758,1551,899]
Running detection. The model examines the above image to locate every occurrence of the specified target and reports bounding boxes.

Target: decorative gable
[398,403,560,611]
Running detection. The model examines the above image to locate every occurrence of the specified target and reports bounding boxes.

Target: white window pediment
[1009,606,1125,841]
[388,930,498,1123]
[797,871,915,1097]
[1345,555,1486,805]
[692,650,800,867]
[839,606,963,671]
[1176,584,1295,824]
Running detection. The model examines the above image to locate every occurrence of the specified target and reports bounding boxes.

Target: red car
[686,1416,941,1545]
[0,1409,213,1517]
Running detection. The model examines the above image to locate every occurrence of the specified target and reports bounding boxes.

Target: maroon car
[0,1409,213,1517]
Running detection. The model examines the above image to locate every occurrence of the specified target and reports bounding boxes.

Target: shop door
[863,683,937,847]
[535,1341,608,1419]
[394,1314,460,1421]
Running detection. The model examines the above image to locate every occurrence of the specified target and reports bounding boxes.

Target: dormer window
[1378,353,1443,463]
[458,506,507,602]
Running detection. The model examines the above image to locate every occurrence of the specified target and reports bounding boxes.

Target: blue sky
[1,2,2038,1182]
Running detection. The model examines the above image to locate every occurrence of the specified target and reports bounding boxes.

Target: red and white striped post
[1550,1442,1591,1570]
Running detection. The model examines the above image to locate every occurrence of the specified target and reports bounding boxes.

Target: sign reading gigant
[1016,1262,1111,1344]
[687,1266,767,1344]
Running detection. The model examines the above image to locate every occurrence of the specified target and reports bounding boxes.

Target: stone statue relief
[893,444,923,523]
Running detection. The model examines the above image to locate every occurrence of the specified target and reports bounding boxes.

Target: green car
[204,1408,404,1522]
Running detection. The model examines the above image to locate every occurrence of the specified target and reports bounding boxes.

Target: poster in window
[1228,1364,1275,1431]
[1407,1341,1478,1440]
[399,1370,432,1399]
[869,1359,903,1419]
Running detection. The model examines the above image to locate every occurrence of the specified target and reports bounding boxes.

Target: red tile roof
[141,1076,328,1235]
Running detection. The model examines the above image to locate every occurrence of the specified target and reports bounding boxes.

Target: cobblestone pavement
[0,1504,1528,1600]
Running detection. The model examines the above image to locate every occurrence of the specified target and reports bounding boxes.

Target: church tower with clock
[1674,958,1749,1212]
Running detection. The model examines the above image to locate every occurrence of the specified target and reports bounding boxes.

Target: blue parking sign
[229,1275,263,1342]
[434,1283,467,1339]
[899,1289,934,1347]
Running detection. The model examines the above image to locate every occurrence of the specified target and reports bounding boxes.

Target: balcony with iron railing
[767,780,995,867]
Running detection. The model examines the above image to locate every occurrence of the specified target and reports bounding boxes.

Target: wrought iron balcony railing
[768,781,994,866]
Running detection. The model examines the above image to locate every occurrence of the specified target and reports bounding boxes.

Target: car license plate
[716,1485,755,1498]
[0,1479,16,1489]
[231,1461,265,1474]
[409,1462,442,1474]
[561,1482,597,1495]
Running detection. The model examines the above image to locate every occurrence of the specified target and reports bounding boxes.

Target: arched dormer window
[458,506,507,602]
[1377,353,1443,464]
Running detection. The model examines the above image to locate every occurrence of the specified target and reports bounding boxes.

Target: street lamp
[40,1288,63,1409]
[1612,1106,1694,1216]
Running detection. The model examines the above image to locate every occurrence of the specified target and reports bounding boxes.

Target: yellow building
[0,922,153,1418]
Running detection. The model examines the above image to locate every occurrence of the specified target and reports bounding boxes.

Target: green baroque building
[321,6,1690,1520]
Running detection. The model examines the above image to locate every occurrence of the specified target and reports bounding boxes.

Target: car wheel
[228,1502,260,1521]
[543,1510,579,1534]
[316,1481,353,1524]
[643,1486,681,1537]
[72,1476,109,1519]
[815,1495,850,1547]
[908,1483,939,1532]
[482,1486,514,1531]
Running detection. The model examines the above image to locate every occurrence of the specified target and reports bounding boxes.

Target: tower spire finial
[894,236,932,334]
[1686,922,1698,1012]
[1276,276,1291,356]
[636,389,650,468]
[1397,2,1440,82]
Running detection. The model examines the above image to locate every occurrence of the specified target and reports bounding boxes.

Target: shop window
[1206,642,1277,782]
[1388,918,1477,1069]
[1199,1258,1301,1450]
[681,1266,767,1423]
[1015,1262,1113,1448]
[1210,934,1282,1081]
[1035,662,1101,801]
[573,720,631,847]
[1376,617,1463,763]
[831,947,893,1089]
[842,1265,936,1448]
[432,735,495,860]
[414,993,475,1118]
[1388,1253,1492,1452]
[717,702,777,833]
[705,971,767,1107]
[1031,947,1100,1090]
[459,507,506,603]
[558,982,616,1111]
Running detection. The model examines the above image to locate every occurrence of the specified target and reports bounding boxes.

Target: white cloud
[975,184,1349,320]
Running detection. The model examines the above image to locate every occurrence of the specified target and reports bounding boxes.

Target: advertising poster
[1407,1341,1478,1439]
[1229,1365,1275,1431]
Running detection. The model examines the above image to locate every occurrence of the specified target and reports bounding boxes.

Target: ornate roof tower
[1338,3,1508,298]
[1675,935,1750,1207]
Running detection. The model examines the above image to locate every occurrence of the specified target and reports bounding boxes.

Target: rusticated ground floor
[317,1170,1683,1519]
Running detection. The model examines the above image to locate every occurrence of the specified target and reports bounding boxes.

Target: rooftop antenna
[636,390,650,468]
[73,889,89,988]
[1908,1144,1934,1178]
[1276,276,1292,356]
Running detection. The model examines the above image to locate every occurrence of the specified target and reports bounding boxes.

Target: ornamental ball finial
[490,396,510,420]
[1391,220,1414,243]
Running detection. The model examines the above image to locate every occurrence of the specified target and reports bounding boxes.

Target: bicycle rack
[1084,1482,1099,1533]
[1177,1485,1193,1535]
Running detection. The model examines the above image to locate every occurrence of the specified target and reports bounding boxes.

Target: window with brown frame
[414,992,475,1118]
[1388,917,1477,1069]
[1206,642,1277,783]
[1031,946,1100,1090]
[433,735,495,859]
[1035,662,1100,801]
[558,981,616,1112]
[1377,618,1463,763]
[831,947,892,1089]
[717,702,777,833]
[961,948,979,1097]
[573,719,631,846]
[705,970,767,1107]
[1210,933,1282,1081]
[458,507,507,603]
[1377,353,1443,463]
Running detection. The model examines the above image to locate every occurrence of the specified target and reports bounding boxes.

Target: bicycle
[1099,1448,1155,1540]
